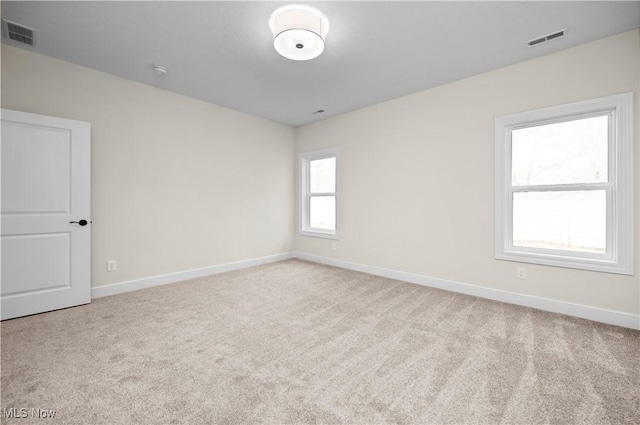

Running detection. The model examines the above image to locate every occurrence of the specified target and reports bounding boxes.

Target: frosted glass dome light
[269,5,329,61]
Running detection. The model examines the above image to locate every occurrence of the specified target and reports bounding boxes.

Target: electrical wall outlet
[331,242,337,250]
[107,260,117,272]
[516,266,526,279]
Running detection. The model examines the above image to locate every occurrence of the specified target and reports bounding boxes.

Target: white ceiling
[2,1,639,127]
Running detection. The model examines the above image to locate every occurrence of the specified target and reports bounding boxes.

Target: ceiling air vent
[527,29,566,47]
[2,19,35,46]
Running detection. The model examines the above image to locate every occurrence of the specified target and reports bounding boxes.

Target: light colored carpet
[1,259,638,425]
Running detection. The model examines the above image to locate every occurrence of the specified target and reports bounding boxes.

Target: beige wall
[2,30,638,315]
[295,30,640,315]
[2,45,296,287]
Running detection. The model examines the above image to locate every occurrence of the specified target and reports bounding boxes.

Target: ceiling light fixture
[269,5,329,61]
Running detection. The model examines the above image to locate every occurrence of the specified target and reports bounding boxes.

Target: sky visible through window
[309,157,336,230]
[511,115,608,253]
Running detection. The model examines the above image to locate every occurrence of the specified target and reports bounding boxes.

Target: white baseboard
[293,252,640,330]
[91,252,294,298]
[91,250,639,330]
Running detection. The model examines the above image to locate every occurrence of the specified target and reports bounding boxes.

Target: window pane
[310,195,335,230]
[310,157,336,193]
[513,190,606,253]
[512,115,608,186]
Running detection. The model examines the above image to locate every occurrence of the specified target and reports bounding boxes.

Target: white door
[1,109,91,320]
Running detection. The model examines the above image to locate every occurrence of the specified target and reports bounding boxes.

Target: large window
[299,148,339,239]
[495,93,633,274]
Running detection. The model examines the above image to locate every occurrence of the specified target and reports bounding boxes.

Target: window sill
[299,229,340,240]
[496,251,633,275]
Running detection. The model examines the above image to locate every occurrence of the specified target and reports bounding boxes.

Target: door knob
[70,219,88,226]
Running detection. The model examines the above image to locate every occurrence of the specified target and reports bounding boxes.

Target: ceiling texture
[2,1,639,127]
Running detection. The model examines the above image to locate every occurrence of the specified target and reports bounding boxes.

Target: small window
[299,148,339,239]
[495,93,633,274]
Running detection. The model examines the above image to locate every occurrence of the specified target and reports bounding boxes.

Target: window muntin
[299,148,339,239]
[495,93,633,275]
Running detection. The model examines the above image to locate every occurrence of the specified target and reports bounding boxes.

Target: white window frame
[299,147,339,239]
[495,93,633,275]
